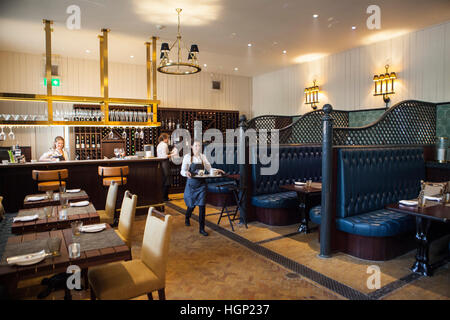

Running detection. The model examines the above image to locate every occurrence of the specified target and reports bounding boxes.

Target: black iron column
[238,115,248,227]
[319,104,333,258]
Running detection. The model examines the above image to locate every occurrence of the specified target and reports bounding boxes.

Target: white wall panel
[252,20,450,117]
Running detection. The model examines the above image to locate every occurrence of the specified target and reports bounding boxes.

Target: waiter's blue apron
[184,162,206,208]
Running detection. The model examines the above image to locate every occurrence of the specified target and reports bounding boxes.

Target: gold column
[43,19,53,122]
[152,36,158,121]
[102,29,110,124]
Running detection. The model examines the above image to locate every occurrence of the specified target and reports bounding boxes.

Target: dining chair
[97,181,119,225]
[115,190,137,248]
[98,166,129,186]
[88,207,173,300]
[31,169,68,192]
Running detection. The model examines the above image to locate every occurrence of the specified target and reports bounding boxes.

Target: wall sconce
[305,80,320,110]
[373,64,397,108]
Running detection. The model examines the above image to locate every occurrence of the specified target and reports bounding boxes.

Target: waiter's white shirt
[180,154,212,177]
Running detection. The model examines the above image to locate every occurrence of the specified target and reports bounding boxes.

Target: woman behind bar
[157,133,173,201]
[180,140,224,236]
[39,136,68,162]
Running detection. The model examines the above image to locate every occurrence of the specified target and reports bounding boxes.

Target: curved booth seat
[205,145,240,207]
[250,145,322,226]
[311,146,425,260]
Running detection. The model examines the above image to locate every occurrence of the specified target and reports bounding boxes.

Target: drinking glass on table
[68,243,81,259]
[114,148,120,158]
[46,190,54,200]
[47,238,61,256]
[71,221,83,237]
[306,179,312,188]
[59,185,66,194]
[44,206,53,218]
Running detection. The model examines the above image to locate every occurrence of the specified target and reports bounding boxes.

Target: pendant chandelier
[158,8,201,75]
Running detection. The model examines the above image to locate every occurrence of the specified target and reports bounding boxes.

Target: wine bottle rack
[73,106,239,192]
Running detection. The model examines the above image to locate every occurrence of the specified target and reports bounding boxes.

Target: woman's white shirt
[180,154,212,177]
[156,141,169,158]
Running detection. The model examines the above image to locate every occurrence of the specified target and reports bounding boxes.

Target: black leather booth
[310,146,425,260]
[250,145,322,225]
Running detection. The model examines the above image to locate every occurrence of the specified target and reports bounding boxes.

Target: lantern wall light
[304,80,320,110]
[373,64,397,108]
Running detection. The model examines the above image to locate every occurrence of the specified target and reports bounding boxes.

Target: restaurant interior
[0,0,449,302]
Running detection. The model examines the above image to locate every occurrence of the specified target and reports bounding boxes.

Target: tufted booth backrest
[204,144,240,183]
[251,145,322,195]
[337,147,425,218]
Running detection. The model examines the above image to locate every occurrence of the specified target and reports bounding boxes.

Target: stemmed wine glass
[139,128,144,139]
[134,128,139,139]
[8,127,15,140]
[121,129,127,140]
[114,148,120,159]
[0,127,6,141]
[120,148,125,158]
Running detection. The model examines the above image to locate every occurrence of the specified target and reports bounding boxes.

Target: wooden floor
[12,193,450,300]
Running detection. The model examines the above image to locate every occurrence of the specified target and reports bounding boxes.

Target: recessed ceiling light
[85,49,90,53]
[203,64,207,67]
[234,67,239,71]
[352,26,356,30]
[282,50,287,54]
[248,43,252,47]
[313,14,319,18]
[130,55,134,58]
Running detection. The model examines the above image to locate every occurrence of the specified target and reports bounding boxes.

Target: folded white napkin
[80,223,106,232]
[66,189,81,193]
[7,250,47,265]
[399,200,418,206]
[295,181,306,186]
[13,214,39,222]
[424,195,442,201]
[26,196,46,201]
[70,200,89,207]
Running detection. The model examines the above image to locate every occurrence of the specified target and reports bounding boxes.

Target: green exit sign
[43,78,61,87]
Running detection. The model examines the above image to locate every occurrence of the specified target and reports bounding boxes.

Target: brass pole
[102,29,110,124]
[99,35,104,97]
[152,36,158,121]
[43,19,53,122]
[145,42,151,100]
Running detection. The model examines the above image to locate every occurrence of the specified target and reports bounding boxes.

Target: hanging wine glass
[8,127,15,140]
[108,127,114,140]
[0,127,6,141]
[139,128,144,139]
[121,128,127,140]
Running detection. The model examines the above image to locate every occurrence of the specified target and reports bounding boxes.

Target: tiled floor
[4,193,450,300]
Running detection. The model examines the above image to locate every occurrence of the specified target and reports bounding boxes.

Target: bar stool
[32,169,68,192]
[98,166,129,186]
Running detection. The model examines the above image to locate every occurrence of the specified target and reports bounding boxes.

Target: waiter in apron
[181,140,224,236]
[156,133,173,201]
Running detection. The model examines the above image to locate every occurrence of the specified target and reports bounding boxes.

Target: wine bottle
[92,134,96,148]
[86,135,90,149]
[81,135,85,149]
[75,135,80,149]
[97,134,101,148]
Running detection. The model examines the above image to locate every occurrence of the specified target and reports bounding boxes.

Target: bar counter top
[0,157,164,168]
[0,157,165,213]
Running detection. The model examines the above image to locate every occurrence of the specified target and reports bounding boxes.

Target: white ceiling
[1,0,450,77]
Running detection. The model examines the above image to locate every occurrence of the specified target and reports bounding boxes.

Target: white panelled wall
[252,20,450,116]
[0,51,252,159]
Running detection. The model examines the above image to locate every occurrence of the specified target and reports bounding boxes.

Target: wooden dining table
[386,201,450,276]
[12,203,100,235]
[0,224,131,299]
[23,190,89,209]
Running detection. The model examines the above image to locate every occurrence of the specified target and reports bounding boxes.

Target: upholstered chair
[88,207,173,300]
[97,181,119,225]
[115,190,137,248]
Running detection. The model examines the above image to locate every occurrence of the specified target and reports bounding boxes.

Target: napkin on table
[70,201,89,207]
[66,189,81,193]
[399,200,418,206]
[13,214,39,222]
[6,250,47,265]
[26,196,46,201]
[80,223,106,232]
[424,195,442,201]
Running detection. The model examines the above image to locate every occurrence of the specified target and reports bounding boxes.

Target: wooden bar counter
[0,158,164,214]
